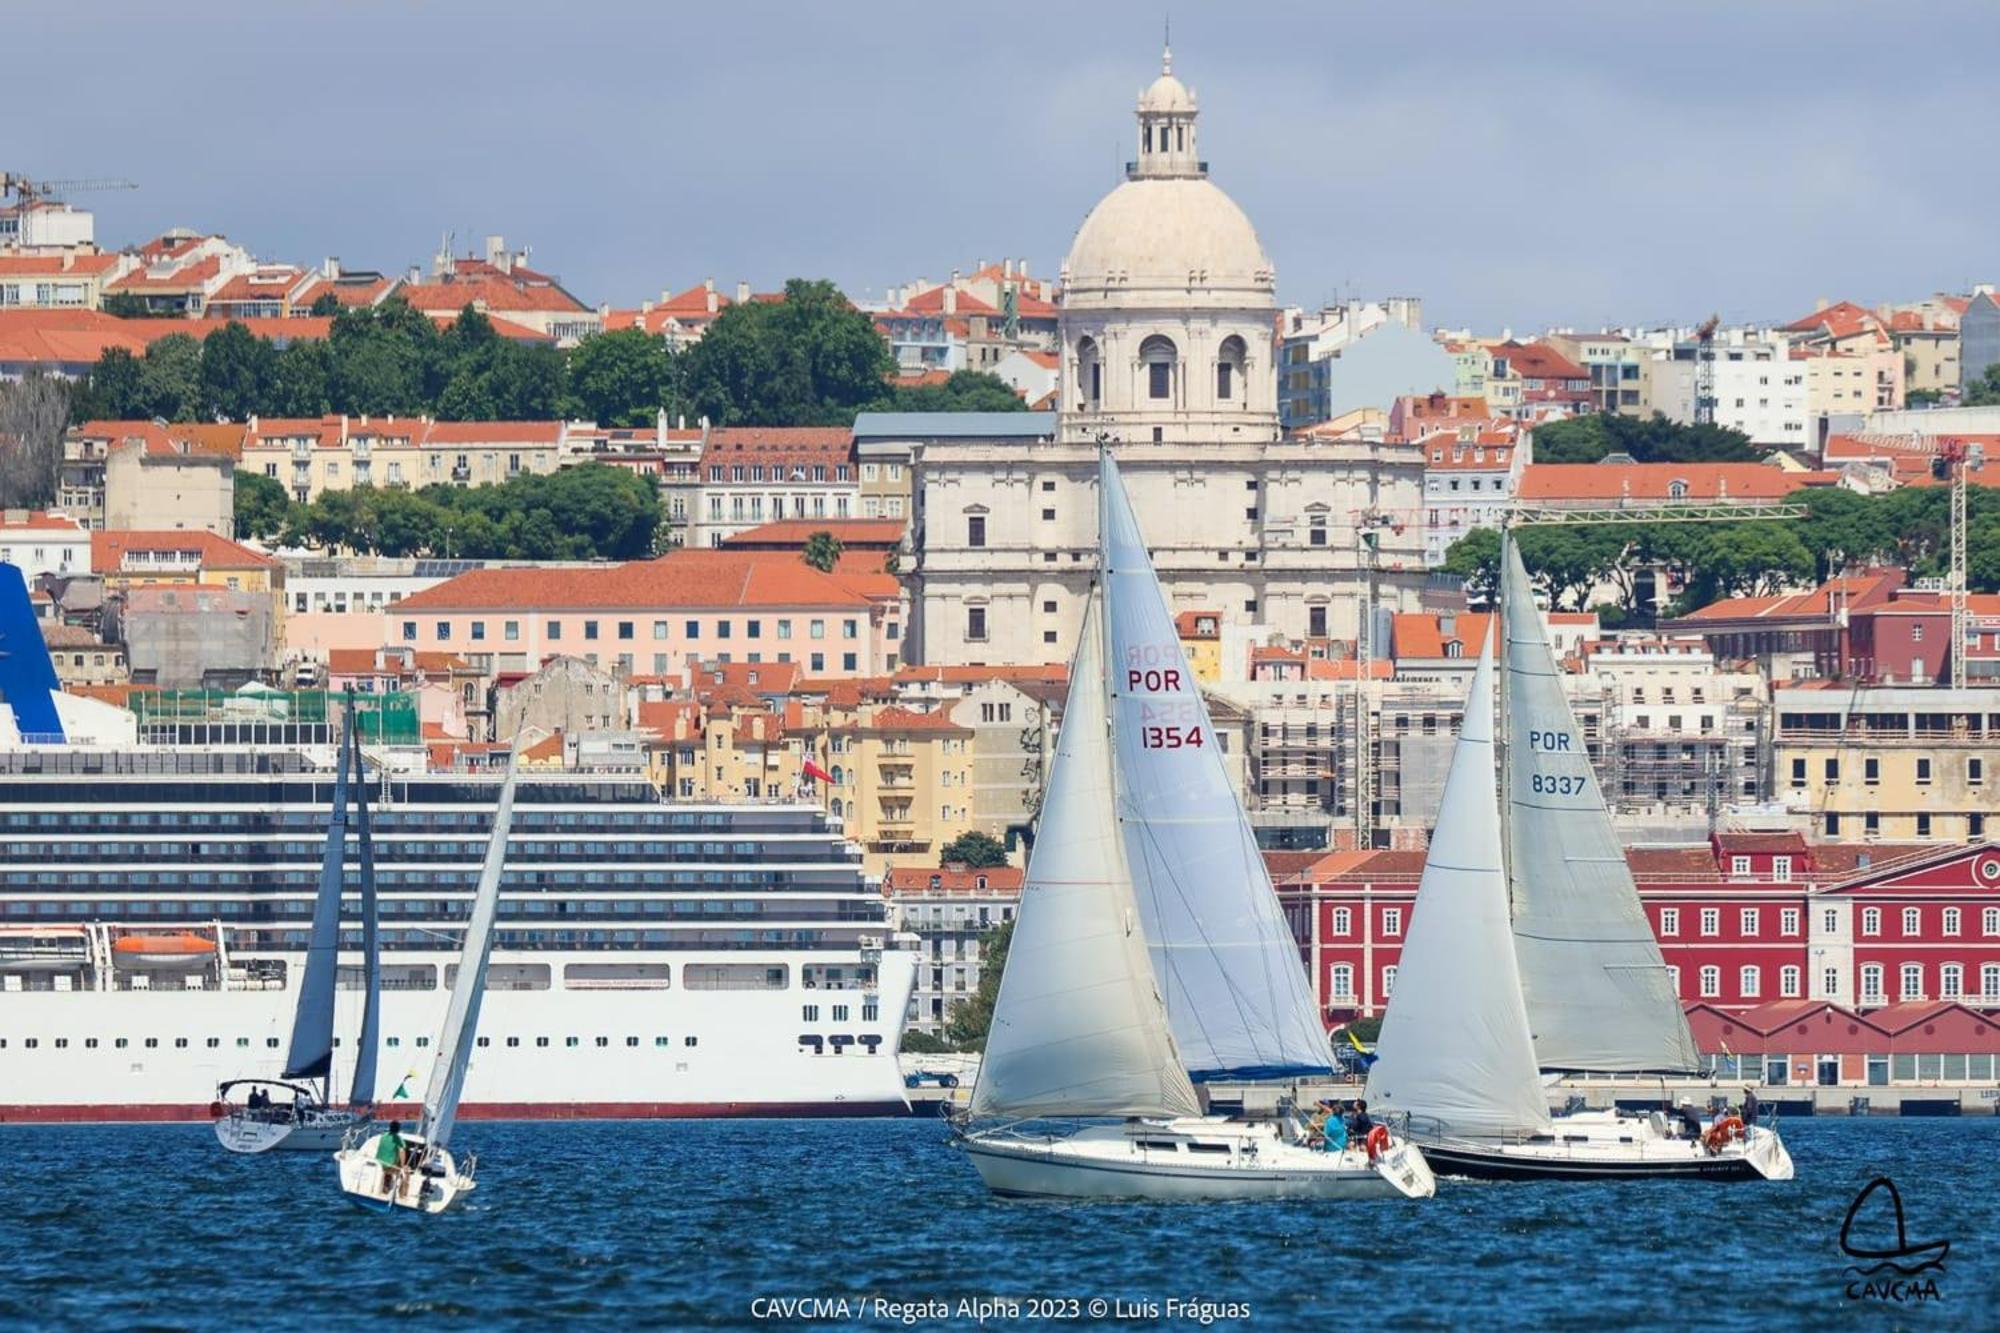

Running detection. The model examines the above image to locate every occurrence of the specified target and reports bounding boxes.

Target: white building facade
[911,50,1425,666]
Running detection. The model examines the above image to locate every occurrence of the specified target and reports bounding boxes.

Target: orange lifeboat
[112,932,216,968]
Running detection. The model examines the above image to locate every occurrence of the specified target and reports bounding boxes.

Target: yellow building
[1175,608,1224,684]
[1776,687,1998,843]
[829,704,977,875]
[242,415,573,505]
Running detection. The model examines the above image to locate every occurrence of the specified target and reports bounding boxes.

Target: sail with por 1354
[969,588,1201,1122]
[1098,452,1330,1083]
[1501,547,1700,1075]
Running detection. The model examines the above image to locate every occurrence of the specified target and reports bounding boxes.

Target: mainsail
[1098,453,1331,1081]
[347,719,382,1107]
[419,746,523,1149]
[969,589,1201,1121]
[1365,641,1550,1136]
[281,728,352,1082]
[1501,538,1701,1073]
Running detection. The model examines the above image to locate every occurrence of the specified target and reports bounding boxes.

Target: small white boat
[334,740,521,1214]
[959,452,1433,1203]
[216,710,382,1154]
[1366,539,1792,1183]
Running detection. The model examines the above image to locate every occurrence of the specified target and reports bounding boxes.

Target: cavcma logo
[1840,1176,1949,1304]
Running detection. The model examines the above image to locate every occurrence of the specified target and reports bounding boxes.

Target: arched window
[829,798,844,819]
[1699,965,1720,997]
[1667,478,1690,499]
[1739,965,1761,998]
[1141,334,1177,401]
[1381,964,1398,999]
[1861,963,1884,1004]
[1940,963,1963,1000]
[1331,906,1351,935]
[1900,962,1924,1000]
[1217,334,1247,401]
[830,765,845,787]
[1076,336,1102,410]
[1330,963,1354,1001]
[1983,963,2000,1002]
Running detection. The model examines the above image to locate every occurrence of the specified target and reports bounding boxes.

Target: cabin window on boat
[507,1037,521,1048]
[386,1037,400,1048]
[236,1038,249,1048]
[476,1037,490,1048]
[656,1037,671,1047]
[23,1039,35,1049]
[1137,1140,1181,1152]
[536,1037,551,1048]
[802,1006,820,1022]
[684,1037,699,1047]
[626,1037,640,1048]
[87,1038,99,1049]
[566,1037,580,1048]
[149,1039,162,1049]
[684,964,788,991]
[1186,1142,1231,1155]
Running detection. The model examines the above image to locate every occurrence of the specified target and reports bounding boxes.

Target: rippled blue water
[7,1116,1993,1329]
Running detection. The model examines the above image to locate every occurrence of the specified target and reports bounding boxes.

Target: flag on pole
[802,760,834,785]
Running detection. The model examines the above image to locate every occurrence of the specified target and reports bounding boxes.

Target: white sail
[971,589,1201,1121]
[419,746,523,1149]
[1097,453,1331,1080]
[1366,640,1550,1136]
[1501,539,1701,1074]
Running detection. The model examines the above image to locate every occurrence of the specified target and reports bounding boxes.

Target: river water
[6,1116,1991,1329]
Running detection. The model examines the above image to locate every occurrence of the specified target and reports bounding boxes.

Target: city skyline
[18,1,2000,331]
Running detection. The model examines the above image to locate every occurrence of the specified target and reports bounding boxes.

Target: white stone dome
[1063,176,1274,304]
[1138,71,1195,114]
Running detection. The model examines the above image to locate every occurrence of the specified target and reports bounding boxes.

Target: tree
[0,375,70,507]
[1516,525,1622,610]
[233,471,293,541]
[942,918,1014,1051]
[683,278,894,426]
[1964,364,2000,407]
[939,830,1009,868]
[887,370,1028,413]
[801,530,843,573]
[269,340,333,416]
[308,291,342,317]
[198,320,277,420]
[1797,486,1896,583]
[565,327,676,426]
[135,333,204,422]
[81,346,145,420]
[1442,528,1501,605]
[1530,412,1758,465]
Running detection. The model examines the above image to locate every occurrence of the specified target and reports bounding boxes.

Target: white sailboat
[1367,537,1793,1181]
[959,452,1434,1201]
[333,741,522,1213]
[214,710,381,1153]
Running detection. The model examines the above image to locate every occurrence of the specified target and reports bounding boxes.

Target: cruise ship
[0,673,915,1123]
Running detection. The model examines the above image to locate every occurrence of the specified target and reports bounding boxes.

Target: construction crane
[1692,314,1720,427]
[1842,433,1986,688]
[0,173,138,208]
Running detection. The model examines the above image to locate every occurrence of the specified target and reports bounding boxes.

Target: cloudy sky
[19,2,1997,331]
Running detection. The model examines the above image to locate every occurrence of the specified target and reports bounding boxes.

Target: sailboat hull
[335,1133,474,1214]
[214,1106,369,1155]
[963,1119,1434,1201]
[1418,1114,1793,1182]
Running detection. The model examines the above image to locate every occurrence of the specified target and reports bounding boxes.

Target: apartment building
[688,428,857,548]
[1775,685,1999,843]
[242,415,575,504]
[883,862,1023,1035]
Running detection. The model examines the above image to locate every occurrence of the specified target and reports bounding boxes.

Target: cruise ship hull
[4,948,917,1123]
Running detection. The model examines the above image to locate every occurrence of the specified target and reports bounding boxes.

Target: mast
[347,701,381,1107]
[1496,523,1513,910]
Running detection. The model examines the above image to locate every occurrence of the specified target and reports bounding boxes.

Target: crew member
[1672,1097,1705,1140]
[1347,1099,1375,1140]
[1741,1087,1760,1126]
[377,1120,410,1199]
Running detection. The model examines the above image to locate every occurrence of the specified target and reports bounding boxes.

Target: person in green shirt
[376,1120,409,1199]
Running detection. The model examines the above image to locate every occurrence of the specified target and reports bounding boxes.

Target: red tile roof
[392,549,876,613]
[703,428,853,465]
[1782,301,1882,340]
[893,663,1068,686]
[882,863,1024,895]
[1390,611,1494,659]
[0,253,124,278]
[1493,341,1587,382]
[90,530,277,573]
[397,275,587,315]
[721,519,904,548]
[0,509,87,532]
[1518,462,1814,502]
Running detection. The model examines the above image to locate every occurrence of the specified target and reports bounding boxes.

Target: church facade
[910,51,1426,668]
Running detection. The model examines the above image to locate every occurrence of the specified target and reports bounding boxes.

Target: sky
[17,2,2000,332]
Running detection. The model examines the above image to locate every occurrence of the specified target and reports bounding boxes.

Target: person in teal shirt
[376,1120,409,1198]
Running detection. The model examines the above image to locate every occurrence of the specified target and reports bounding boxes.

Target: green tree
[82,347,146,420]
[1797,486,1896,583]
[1442,528,1501,605]
[939,830,1009,868]
[327,298,441,415]
[1531,412,1759,465]
[269,340,333,416]
[943,918,1014,1051]
[683,278,894,426]
[135,333,204,422]
[1964,364,2000,407]
[1516,525,1622,610]
[801,530,844,573]
[565,327,676,426]
[887,370,1028,413]
[198,320,277,420]
[308,291,342,317]
[233,471,293,540]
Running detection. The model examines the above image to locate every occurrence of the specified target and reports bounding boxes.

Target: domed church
[910,49,1425,674]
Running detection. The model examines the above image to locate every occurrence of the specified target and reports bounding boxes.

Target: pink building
[386,549,905,683]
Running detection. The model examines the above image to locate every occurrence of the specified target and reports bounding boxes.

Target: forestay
[419,745,523,1148]
[969,589,1201,1121]
[1366,641,1550,1136]
[1098,453,1330,1081]
[1501,539,1701,1074]
[282,729,352,1082]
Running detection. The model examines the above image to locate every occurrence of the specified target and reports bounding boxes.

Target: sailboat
[214,708,381,1153]
[957,452,1434,1201]
[333,740,521,1213]
[1366,536,1793,1181]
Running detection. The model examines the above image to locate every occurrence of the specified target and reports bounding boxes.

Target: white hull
[1418,1109,1795,1181]
[6,947,917,1121]
[964,1118,1436,1201]
[335,1132,472,1214]
[214,1106,369,1154]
